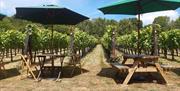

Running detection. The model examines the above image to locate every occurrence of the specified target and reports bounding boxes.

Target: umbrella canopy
[15,5,89,25]
[15,5,89,55]
[99,0,180,55]
[0,13,6,20]
[99,0,180,15]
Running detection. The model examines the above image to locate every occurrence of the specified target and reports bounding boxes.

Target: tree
[117,18,142,35]
[77,18,118,38]
[173,17,180,29]
[153,16,170,31]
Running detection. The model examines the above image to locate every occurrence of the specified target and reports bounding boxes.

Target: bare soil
[0,45,180,91]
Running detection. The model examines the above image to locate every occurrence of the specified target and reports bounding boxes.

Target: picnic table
[120,54,168,85]
[36,53,65,81]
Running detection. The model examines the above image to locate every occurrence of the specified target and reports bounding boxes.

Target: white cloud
[0,0,5,8]
[44,0,59,5]
[139,10,179,25]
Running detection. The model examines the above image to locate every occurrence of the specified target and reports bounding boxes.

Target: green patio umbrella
[99,0,180,55]
[15,5,89,25]
[15,5,89,53]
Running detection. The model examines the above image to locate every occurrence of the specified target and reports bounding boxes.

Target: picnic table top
[36,53,66,57]
[123,54,159,59]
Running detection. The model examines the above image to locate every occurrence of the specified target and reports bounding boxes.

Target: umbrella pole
[51,25,54,54]
[137,0,141,55]
[51,25,55,75]
[137,14,140,55]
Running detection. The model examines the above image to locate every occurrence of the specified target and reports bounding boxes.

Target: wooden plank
[146,66,157,72]
[134,66,157,72]
[20,55,38,81]
[111,63,129,70]
[155,63,169,84]
[123,64,138,85]
[121,58,127,64]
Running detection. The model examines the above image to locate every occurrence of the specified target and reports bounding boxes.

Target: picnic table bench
[111,54,168,85]
[111,62,129,73]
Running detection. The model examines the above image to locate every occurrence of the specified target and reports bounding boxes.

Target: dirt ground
[0,45,180,91]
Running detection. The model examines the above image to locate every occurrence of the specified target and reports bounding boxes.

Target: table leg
[155,63,168,84]
[37,56,46,81]
[37,57,41,80]
[122,58,127,64]
[51,56,54,77]
[56,57,64,82]
[123,62,138,85]
[25,59,38,81]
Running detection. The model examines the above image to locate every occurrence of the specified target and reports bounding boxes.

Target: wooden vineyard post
[24,25,33,63]
[152,24,159,56]
[69,27,75,57]
[111,29,116,58]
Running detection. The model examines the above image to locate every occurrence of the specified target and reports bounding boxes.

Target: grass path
[82,44,109,71]
[62,44,118,90]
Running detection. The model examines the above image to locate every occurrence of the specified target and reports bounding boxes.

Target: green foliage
[117,25,180,53]
[0,29,25,50]
[153,16,170,31]
[0,16,179,55]
[101,25,117,49]
[101,32,111,49]
[27,25,70,51]
[74,29,97,50]
[77,18,118,38]
[117,18,142,35]
[0,21,97,53]
[166,29,180,50]
[172,17,180,29]
[116,31,138,49]
[0,17,32,31]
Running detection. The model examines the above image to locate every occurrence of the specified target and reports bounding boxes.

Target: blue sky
[0,0,180,25]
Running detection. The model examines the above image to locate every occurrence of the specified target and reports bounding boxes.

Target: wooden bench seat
[109,56,121,63]
[133,66,157,72]
[161,64,180,71]
[111,62,129,73]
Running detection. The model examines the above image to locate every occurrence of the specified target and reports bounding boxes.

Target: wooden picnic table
[121,54,168,85]
[36,53,66,81]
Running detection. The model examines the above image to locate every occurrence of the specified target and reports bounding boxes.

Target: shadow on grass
[97,67,167,84]
[129,72,167,84]
[97,67,122,84]
[0,68,20,80]
[172,68,180,76]
[37,66,89,79]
